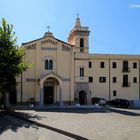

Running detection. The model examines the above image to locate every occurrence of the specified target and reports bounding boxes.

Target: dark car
[109,99,130,108]
[91,97,106,106]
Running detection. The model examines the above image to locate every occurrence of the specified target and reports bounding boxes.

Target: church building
[16,17,140,106]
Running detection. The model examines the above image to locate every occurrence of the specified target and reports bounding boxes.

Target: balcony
[75,76,89,83]
[69,27,89,35]
[122,82,131,87]
[122,67,130,72]
[80,48,84,52]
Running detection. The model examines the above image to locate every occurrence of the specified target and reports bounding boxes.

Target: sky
[0,0,140,54]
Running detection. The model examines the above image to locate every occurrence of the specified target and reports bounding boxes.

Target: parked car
[109,99,130,108]
[91,97,106,106]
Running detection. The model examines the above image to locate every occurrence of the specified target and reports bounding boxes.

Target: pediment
[41,36,58,45]
[40,71,62,80]
[22,32,72,51]
[39,71,63,86]
[40,36,57,50]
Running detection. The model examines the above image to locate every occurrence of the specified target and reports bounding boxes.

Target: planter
[76,103,80,107]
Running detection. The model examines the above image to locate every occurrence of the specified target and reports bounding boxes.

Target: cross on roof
[47,26,50,32]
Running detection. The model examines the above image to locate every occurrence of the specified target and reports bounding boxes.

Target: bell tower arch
[67,15,90,53]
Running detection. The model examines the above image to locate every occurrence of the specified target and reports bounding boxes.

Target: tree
[0,18,28,111]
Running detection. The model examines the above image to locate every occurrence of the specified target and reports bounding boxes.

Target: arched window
[80,38,84,48]
[80,38,84,52]
[80,67,84,77]
[49,60,53,70]
[45,60,49,70]
[45,59,53,70]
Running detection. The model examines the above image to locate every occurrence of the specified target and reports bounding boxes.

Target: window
[89,61,92,68]
[80,38,84,52]
[133,77,137,83]
[112,62,117,68]
[80,68,84,77]
[123,75,129,87]
[45,59,53,70]
[133,62,137,69]
[123,61,129,72]
[99,77,106,83]
[45,60,49,70]
[89,77,93,83]
[113,90,116,96]
[49,60,53,70]
[113,77,117,83]
[123,61,128,68]
[100,62,105,68]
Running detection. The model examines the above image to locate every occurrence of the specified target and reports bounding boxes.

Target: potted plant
[74,97,80,107]
[29,98,35,108]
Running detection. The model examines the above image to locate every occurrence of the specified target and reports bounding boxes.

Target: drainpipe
[21,73,23,104]
[109,59,111,100]
[59,87,62,107]
[139,61,140,100]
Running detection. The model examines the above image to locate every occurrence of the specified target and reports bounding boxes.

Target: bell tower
[68,16,91,105]
[67,15,90,53]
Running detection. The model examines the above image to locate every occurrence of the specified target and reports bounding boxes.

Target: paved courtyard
[0,107,140,140]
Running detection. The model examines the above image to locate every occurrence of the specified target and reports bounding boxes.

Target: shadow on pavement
[0,111,41,135]
[11,111,88,140]
[108,107,140,116]
[1,107,139,140]
[11,111,47,120]
[35,107,140,116]
[0,110,88,139]
[36,108,108,114]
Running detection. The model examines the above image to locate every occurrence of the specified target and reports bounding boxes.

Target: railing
[80,48,84,52]
[122,82,131,87]
[69,26,89,36]
[74,27,89,31]
[122,67,130,72]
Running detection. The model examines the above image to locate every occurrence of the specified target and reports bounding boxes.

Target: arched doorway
[79,91,87,105]
[43,77,59,105]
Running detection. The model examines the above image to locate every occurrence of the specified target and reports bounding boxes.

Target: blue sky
[1,0,140,54]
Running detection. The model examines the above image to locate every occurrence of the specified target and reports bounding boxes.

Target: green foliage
[0,18,28,94]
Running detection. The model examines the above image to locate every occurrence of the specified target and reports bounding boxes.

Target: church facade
[16,17,140,106]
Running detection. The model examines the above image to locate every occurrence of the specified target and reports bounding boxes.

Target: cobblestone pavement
[1,107,140,140]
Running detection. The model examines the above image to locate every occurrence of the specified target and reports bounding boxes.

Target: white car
[98,99,106,106]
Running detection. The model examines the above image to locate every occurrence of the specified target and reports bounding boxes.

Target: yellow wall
[16,18,140,105]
